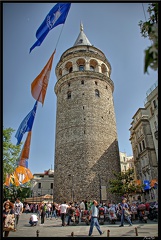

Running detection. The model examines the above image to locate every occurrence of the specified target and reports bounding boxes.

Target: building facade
[144,82,158,161]
[31,169,54,199]
[119,152,134,172]
[53,24,121,203]
[129,96,158,201]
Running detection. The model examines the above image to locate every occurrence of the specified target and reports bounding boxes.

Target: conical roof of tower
[73,22,92,46]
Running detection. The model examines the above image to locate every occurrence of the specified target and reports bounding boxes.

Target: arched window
[69,67,73,73]
[58,68,62,77]
[95,89,100,97]
[90,65,95,71]
[79,65,84,71]
[67,91,71,99]
[76,58,85,71]
[65,62,73,74]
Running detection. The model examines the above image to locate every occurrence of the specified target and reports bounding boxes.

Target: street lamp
[68,174,74,202]
[98,174,102,203]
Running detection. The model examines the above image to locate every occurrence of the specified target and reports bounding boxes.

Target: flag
[150,179,158,188]
[14,166,33,185]
[30,3,71,53]
[18,131,32,168]
[31,51,55,104]
[143,180,151,190]
[15,101,38,145]
[135,179,141,185]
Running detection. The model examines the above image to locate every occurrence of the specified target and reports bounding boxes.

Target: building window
[79,65,84,71]
[139,142,142,152]
[67,91,71,99]
[51,183,53,189]
[153,99,157,108]
[95,89,100,97]
[142,140,145,150]
[90,65,95,71]
[124,166,126,171]
[69,67,73,73]
[95,81,98,85]
[154,121,158,131]
[38,183,41,189]
[68,82,70,87]
[81,80,84,85]
[150,107,154,116]
[123,157,126,162]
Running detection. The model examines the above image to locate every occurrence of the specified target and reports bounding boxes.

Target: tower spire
[73,23,92,46]
[80,21,83,31]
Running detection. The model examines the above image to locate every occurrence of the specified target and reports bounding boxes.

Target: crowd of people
[3,197,158,237]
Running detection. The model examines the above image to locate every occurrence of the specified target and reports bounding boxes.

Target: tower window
[83,106,84,109]
[79,65,84,71]
[68,82,70,87]
[81,80,84,85]
[95,89,100,97]
[38,183,41,189]
[67,91,71,99]
[95,81,98,85]
[69,67,73,73]
[90,66,95,71]
[153,99,157,108]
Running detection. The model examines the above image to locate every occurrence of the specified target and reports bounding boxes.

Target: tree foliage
[3,127,32,201]
[109,168,143,198]
[139,3,158,74]
[3,127,21,183]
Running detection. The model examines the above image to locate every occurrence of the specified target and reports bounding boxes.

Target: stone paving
[7,213,158,238]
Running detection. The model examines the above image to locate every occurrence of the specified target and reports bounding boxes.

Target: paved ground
[7,213,158,238]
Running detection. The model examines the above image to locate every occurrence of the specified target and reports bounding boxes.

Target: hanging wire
[55,24,65,50]
[142,3,147,22]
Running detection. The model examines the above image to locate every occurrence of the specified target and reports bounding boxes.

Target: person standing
[40,205,46,224]
[59,201,69,226]
[14,198,23,229]
[88,200,104,237]
[119,198,133,227]
[3,201,15,237]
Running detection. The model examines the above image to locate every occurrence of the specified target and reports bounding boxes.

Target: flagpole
[55,24,65,50]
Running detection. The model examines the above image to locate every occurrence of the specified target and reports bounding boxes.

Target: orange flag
[14,166,33,185]
[150,179,157,187]
[31,50,55,105]
[135,179,141,185]
[19,131,32,167]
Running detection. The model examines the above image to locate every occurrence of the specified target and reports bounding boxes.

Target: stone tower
[54,24,121,203]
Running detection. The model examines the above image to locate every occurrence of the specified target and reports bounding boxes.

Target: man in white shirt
[59,201,69,226]
[80,200,85,219]
[14,198,23,228]
[29,214,38,226]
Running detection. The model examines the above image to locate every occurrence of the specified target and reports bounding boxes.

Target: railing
[144,81,158,105]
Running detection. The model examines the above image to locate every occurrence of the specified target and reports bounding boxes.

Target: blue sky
[3,2,158,174]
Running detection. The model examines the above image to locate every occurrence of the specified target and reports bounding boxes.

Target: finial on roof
[80,22,83,31]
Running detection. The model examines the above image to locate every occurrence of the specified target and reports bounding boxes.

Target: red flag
[31,50,55,105]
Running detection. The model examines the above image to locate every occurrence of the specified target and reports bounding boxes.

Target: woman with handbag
[3,201,15,237]
[119,198,133,227]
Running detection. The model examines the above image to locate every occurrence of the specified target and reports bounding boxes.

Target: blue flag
[143,180,151,190]
[15,101,38,145]
[30,3,71,53]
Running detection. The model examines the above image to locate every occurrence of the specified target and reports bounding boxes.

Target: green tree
[3,127,21,183]
[3,127,32,201]
[139,3,158,74]
[109,168,143,199]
